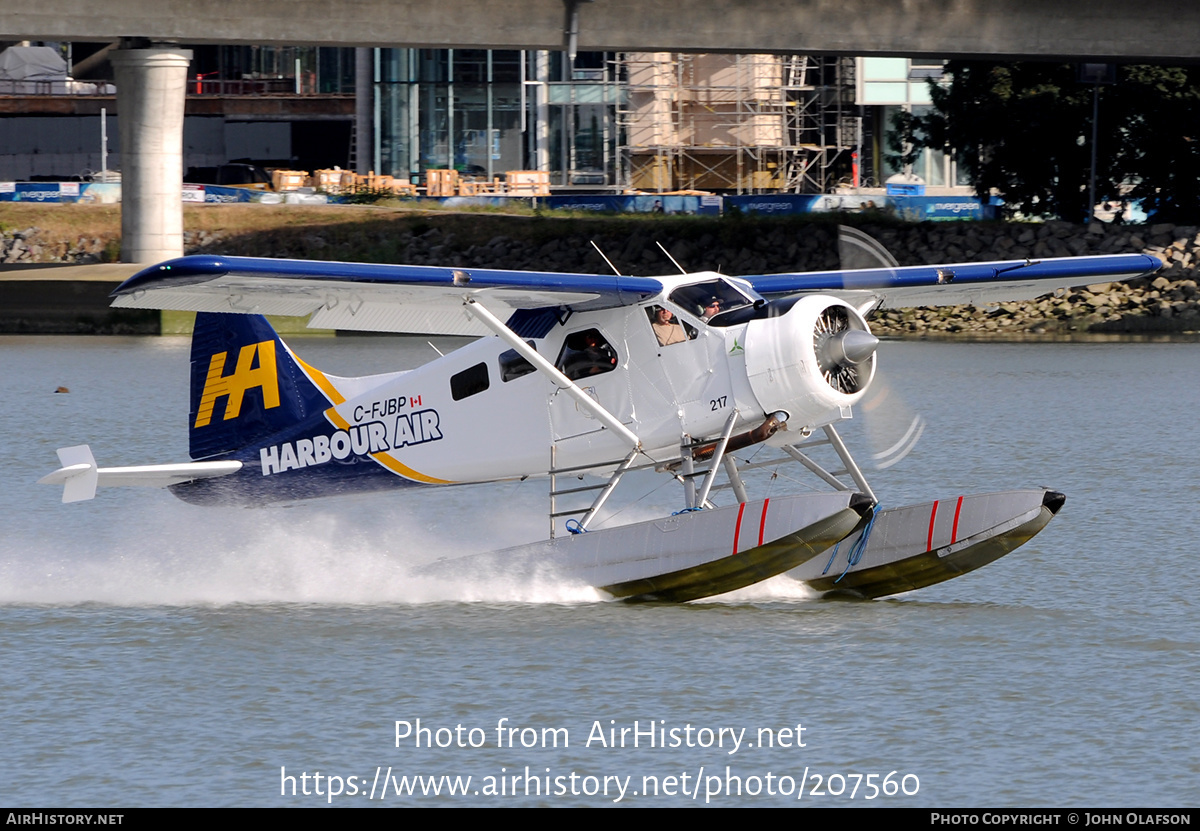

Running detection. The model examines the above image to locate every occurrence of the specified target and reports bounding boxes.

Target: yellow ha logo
[194,340,281,428]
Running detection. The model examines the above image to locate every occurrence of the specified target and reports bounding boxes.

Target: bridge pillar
[111,46,193,264]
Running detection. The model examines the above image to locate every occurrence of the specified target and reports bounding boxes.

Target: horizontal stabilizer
[40,444,242,503]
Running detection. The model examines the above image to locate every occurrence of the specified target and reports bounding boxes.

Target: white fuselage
[318,301,758,484]
[303,274,872,488]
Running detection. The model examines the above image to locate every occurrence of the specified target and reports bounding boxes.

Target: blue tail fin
[189,313,330,460]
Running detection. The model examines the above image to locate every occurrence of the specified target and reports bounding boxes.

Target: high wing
[111,252,1162,335]
[112,255,663,336]
[743,253,1161,310]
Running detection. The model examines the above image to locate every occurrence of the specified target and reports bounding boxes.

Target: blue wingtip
[114,255,232,296]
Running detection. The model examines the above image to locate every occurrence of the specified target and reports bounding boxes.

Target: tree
[1110,66,1200,223]
[912,62,1200,223]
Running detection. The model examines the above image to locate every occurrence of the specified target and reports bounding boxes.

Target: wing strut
[463,296,641,449]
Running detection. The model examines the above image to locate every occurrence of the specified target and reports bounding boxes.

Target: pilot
[701,297,723,320]
[652,306,686,346]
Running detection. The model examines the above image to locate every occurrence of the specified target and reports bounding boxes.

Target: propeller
[835,225,924,469]
[860,382,926,469]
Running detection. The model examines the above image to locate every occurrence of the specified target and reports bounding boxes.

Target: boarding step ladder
[547,445,643,538]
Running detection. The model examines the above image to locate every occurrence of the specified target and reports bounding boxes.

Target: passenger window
[450,362,490,400]
[499,342,537,382]
[555,328,618,381]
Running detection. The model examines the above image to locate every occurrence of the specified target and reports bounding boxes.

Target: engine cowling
[743,295,877,429]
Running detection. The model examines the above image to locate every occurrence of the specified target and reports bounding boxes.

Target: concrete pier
[0,263,150,333]
[110,46,192,264]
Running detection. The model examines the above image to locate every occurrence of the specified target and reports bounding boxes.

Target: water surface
[2,336,1196,806]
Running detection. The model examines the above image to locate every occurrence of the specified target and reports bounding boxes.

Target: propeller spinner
[814,306,879,395]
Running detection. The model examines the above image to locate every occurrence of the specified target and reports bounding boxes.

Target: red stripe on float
[926,500,940,552]
[733,502,747,556]
[951,495,964,543]
[758,498,771,547]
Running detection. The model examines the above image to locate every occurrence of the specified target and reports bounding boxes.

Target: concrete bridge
[6,0,1198,264]
[7,0,1200,61]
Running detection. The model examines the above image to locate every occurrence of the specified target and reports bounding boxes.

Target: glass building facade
[372,49,624,187]
[857,57,967,188]
[190,45,357,94]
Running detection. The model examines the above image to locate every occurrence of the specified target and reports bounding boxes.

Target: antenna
[427,341,444,357]
[590,240,622,276]
[656,241,687,275]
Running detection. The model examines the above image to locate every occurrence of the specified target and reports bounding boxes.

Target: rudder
[189,312,330,460]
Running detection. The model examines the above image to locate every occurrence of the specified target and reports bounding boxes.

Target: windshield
[668,279,759,324]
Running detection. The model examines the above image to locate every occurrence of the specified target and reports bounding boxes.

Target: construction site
[187,50,868,198]
[0,45,875,197]
[618,53,859,195]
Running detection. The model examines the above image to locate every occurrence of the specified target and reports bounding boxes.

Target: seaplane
[40,233,1161,601]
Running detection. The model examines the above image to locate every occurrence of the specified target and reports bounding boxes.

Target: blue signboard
[886,182,926,196]
[725,194,823,215]
[890,195,990,221]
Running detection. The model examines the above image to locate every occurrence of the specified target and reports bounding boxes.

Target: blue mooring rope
[821,504,880,582]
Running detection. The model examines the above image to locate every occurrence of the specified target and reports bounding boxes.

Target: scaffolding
[617,53,857,194]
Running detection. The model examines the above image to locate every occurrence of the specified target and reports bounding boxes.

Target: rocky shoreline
[863,220,1199,336]
[2,212,1197,336]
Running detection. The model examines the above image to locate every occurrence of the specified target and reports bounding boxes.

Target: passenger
[652,306,686,346]
[571,331,617,376]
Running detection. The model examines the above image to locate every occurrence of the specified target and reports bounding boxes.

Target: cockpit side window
[646,305,695,346]
[555,328,619,381]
